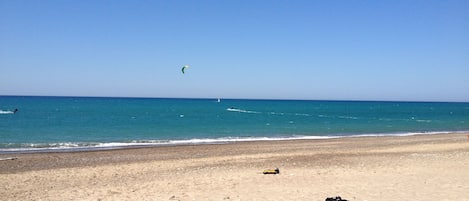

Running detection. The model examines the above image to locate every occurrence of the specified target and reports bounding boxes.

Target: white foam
[226,108,260,114]
[294,113,310,116]
[416,119,432,123]
[0,110,14,114]
[1,131,467,153]
[338,116,359,120]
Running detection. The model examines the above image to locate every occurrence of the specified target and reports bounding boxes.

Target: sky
[1,0,468,102]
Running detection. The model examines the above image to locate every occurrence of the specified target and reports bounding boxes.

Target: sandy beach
[1,133,468,201]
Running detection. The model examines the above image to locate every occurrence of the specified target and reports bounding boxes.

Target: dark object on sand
[263,168,280,174]
[325,196,348,201]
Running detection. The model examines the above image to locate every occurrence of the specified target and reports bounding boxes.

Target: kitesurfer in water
[13,108,18,114]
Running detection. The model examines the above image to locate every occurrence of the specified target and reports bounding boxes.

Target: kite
[181,65,190,74]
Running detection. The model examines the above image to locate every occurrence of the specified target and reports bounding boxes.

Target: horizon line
[1,94,468,104]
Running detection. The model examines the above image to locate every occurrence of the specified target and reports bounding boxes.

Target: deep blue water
[1,96,468,152]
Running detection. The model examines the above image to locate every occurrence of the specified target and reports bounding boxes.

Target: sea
[1,96,468,153]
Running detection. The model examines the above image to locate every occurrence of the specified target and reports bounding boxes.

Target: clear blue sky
[1,0,468,102]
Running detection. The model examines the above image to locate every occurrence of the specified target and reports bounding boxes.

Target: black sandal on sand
[325,196,348,201]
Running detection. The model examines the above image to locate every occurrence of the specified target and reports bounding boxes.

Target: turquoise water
[1,96,468,152]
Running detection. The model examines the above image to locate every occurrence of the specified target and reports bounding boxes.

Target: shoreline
[1,133,468,200]
[1,130,467,154]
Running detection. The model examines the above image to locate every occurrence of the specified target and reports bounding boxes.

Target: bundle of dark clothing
[325,196,348,201]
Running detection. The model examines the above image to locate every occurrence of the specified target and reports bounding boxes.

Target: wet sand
[1,133,468,200]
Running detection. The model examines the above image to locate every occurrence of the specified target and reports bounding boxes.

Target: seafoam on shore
[1,131,467,154]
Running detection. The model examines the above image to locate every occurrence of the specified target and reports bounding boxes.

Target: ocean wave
[338,116,359,120]
[227,109,360,120]
[226,108,260,114]
[228,109,315,117]
[1,131,466,153]
[268,112,313,117]
[416,119,432,123]
[0,110,14,114]
[317,114,359,120]
[270,112,285,115]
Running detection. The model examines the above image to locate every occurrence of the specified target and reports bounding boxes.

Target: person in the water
[13,108,18,114]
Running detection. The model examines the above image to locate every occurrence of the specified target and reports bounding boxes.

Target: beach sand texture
[1,133,468,201]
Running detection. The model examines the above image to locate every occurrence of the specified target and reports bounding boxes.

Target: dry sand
[1,133,468,201]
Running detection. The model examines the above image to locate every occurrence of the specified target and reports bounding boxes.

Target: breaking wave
[1,131,465,154]
[226,108,260,114]
[0,110,14,114]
